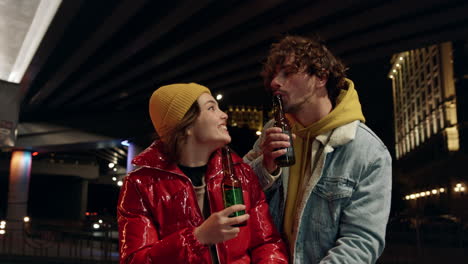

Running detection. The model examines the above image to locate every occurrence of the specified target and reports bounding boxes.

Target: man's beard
[284,95,310,114]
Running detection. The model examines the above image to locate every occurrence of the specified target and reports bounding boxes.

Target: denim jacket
[244,120,392,264]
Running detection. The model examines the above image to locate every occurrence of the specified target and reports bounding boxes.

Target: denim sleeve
[243,119,282,191]
[320,149,392,264]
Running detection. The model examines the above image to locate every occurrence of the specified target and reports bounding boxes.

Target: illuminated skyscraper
[389,40,468,215]
[389,42,459,159]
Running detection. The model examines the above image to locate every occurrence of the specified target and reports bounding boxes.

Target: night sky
[347,56,395,157]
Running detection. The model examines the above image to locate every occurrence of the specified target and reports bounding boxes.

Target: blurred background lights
[216,94,223,100]
[404,186,451,200]
[454,183,465,192]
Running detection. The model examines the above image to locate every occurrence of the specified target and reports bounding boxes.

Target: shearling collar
[315,120,359,148]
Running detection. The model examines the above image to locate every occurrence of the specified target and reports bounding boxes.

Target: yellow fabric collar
[290,78,365,139]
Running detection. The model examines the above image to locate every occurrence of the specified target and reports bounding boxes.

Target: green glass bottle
[221,146,246,227]
[273,94,296,167]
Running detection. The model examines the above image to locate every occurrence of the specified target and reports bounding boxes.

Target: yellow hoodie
[283,78,366,243]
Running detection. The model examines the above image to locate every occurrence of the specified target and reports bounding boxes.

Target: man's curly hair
[261,35,348,105]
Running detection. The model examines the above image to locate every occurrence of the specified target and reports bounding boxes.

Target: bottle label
[223,185,245,217]
[274,130,296,166]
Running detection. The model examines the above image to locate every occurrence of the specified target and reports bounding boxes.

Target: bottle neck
[273,95,289,128]
[222,146,235,178]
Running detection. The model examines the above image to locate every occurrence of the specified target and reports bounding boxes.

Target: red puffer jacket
[117,141,288,264]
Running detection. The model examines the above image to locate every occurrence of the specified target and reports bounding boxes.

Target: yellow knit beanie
[149,83,211,140]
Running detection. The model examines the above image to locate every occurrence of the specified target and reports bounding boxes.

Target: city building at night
[226,105,265,132]
[389,39,468,217]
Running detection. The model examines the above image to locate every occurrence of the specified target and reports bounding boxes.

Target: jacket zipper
[206,169,223,264]
[151,165,224,263]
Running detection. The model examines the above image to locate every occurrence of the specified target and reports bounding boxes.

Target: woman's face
[188,93,231,149]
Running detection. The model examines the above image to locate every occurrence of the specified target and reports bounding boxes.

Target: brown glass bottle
[273,94,296,167]
[221,146,246,227]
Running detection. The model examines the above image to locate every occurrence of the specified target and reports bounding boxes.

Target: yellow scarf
[283,79,366,243]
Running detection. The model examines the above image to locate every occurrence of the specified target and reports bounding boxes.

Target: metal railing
[0,220,118,264]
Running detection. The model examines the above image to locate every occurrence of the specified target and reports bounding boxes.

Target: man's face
[269,56,323,114]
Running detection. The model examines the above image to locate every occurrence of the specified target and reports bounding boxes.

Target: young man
[244,36,392,263]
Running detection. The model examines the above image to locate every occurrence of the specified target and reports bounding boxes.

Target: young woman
[117,83,288,264]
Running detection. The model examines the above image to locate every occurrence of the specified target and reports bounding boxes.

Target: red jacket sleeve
[117,176,209,264]
[239,163,289,263]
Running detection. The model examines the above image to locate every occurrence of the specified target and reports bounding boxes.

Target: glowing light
[98,219,103,224]
[121,140,130,147]
[405,195,410,200]
[117,180,123,187]
[0,230,5,235]
[216,94,223,100]
[420,192,425,197]
[399,56,404,61]
[112,177,117,181]
[113,167,117,172]
[108,163,115,169]
[410,194,415,199]
[432,189,437,194]
[24,216,30,223]
[425,191,430,195]
[439,188,445,193]
[456,183,462,187]
[32,152,39,156]
[256,130,262,136]
[445,127,459,151]
[93,223,100,229]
